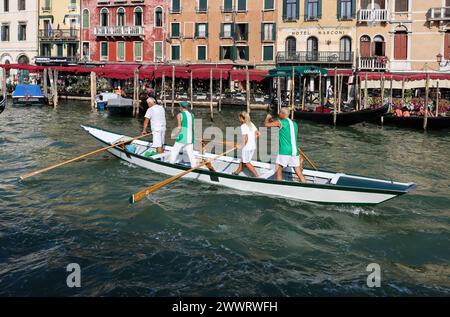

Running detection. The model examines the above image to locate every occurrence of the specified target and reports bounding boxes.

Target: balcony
[94,26,144,37]
[39,29,79,41]
[358,56,388,71]
[358,9,388,22]
[277,51,354,64]
[427,7,450,21]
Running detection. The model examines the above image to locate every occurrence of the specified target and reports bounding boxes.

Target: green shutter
[195,23,199,37]
[264,0,274,10]
[198,46,206,60]
[199,0,207,11]
[118,42,124,60]
[337,0,341,19]
[304,0,308,20]
[205,23,208,38]
[172,23,180,37]
[296,0,300,19]
[244,46,249,61]
[263,45,273,61]
[238,0,246,11]
[224,0,232,10]
[173,0,180,11]
[351,0,356,18]
[261,23,264,41]
[318,0,322,19]
[282,0,286,19]
[244,24,248,41]
[272,23,276,40]
[57,44,63,57]
[219,46,223,60]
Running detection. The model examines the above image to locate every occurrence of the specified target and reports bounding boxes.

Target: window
[340,36,352,61]
[171,45,180,60]
[263,45,274,61]
[134,7,143,26]
[18,0,25,11]
[18,23,26,41]
[117,8,125,26]
[236,46,249,60]
[338,0,354,19]
[171,22,180,38]
[262,23,275,41]
[285,36,296,58]
[101,42,108,60]
[307,36,318,61]
[41,44,51,56]
[57,44,63,57]
[221,23,233,38]
[198,0,208,12]
[237,0,247,11]
[1,24,10,41]
[82,9,90,28]
[395,0,408,12]
[394,31,407,60]
[134,42,143,61]
[235,23,248,41]
[306,0,320,20]
[264,0,275,11]
[43,0,51,10]
[197,45,207,61]
[154,42,163,61]
[171,0,181,13]
[223,0,233,12]
[195,23,208,38]
[283,0,299,21]
[117,42,125,61]
[4,0,9,12]
[445,31,450,60]
[359,35,371,58]
[220,46,234,60]
[155,7,163,27]
[373,35,385,57]
[82,42,90,60]
[100,8,109,27]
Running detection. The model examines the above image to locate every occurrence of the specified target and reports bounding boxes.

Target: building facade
[0,0,38,65]
[36,0,81,65]
[276,0,357,69]
[356,0,450,73]
[167,0,277,68]
[80,0,166,64]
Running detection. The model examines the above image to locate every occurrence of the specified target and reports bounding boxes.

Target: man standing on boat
[169,101,197,167]
[142,97,166,154]
[264,108,306,183]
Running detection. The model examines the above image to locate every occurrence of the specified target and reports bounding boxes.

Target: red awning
[327,69,353,76]
[229,69,268,82]
[357,72,450,82]
[0,64,46,72]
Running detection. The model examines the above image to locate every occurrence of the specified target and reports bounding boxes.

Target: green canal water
[0,101,449,296]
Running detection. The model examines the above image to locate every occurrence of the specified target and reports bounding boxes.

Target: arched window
[100,8,109,27]
[373,35,385,57]
[394,30,408,60]
[359,35,371,58]
[82,9,90,29]
[340,36,352,61]
[285,36,296,60]
[134,7,143,26]
[307,36,318,61]
[155,7,163,27]
[117,8,125,26]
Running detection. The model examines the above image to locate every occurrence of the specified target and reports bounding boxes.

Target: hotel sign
[281,27,353,39]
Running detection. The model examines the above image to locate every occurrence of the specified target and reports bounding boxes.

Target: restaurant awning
[267,65,328,77]
[229,69,268,82]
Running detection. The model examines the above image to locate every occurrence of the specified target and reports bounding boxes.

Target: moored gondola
[294,104,389,126]
[12,84,47,106]
[373,114,450,130]
[0,94,6,114]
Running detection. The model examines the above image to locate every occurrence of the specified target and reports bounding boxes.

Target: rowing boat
[294,104,389,126]
[12,84,47,106]
[82,125,416,205]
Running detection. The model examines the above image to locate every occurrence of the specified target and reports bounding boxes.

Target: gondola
[82,125,416,205]
[12,84,47,106]
[0,94,6,114]
[294,104,389,126]
[373,114,450,130]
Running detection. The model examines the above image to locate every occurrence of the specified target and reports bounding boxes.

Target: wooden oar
[130,145,238,204]
[20,134,150,180]
[298,147,318,171]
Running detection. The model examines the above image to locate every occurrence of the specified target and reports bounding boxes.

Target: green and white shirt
[279,118,299,156]
[176,111,194,144]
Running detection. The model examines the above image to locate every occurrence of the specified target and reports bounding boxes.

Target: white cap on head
[147,97,156,105]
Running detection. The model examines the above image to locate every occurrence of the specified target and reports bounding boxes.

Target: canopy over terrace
[266,65,328,78]
[359,72,450,89]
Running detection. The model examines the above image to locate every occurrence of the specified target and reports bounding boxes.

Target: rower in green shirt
[169,101,197,167]
[264,107,306,183]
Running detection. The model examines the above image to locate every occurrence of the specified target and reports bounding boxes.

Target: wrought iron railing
[277,51,353,64]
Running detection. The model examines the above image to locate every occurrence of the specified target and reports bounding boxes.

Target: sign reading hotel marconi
[282,27,353,38]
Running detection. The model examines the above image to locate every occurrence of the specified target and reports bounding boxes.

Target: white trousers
[169,142,197,167]
[152,129,166,148]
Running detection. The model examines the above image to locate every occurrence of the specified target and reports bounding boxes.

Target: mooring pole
[190,71,193,110]
[436,79,440,117]
[219,69,223,112]
[171,65,175,116]
[210,68,214,120]
[246,67,250,114]
[424,74,430,130]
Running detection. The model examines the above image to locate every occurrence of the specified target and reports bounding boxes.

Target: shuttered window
[100,42,108,60]
[395,0,408,12]
[134,42,143,61]
[264,0,274,10]
[394,32,407,60]
[237,0,247,11]
[117,42,125,61]
[171,45,180,60]
[263,45,274,61]
[171,22,180,38]
[197,45,207,60]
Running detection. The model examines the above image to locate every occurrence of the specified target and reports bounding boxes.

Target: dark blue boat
[12,84,47,106]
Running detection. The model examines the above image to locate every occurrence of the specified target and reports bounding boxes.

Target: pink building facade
[80,0,166,64]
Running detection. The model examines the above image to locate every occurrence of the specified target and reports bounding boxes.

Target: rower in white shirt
[141,97,166,155]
